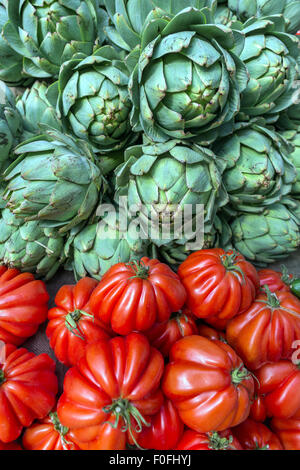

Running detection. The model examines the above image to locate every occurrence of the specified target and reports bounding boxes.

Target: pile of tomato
[1,250,300,451]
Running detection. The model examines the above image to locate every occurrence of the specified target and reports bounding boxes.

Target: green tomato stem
[0,369,5,385]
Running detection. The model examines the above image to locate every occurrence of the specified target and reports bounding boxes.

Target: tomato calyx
[280,265,293,286]
[0,369,5,385]
[127,260,150,280]
[102,398,150,449]
[220,252,245,284]
[172,310,189,336]
[49,412,73,450]
[231,365,252,386]
[262,285,281,309]
[208,431,234,450]
[65,309,94,340]
[254,442,270,450]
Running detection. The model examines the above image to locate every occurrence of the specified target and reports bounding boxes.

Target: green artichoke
[275,103,300,131]
[231,200,300,264]
[0,208,65,280]
[16,81,62,134]
[214,124,297,212]
[3,130,103,234]
[69,210,149,280]
[229,0,300,34]
[281,130,300,199]
[237,16,300,118]
[215,4,237,26]
[129,7,248,144]
[2,0,107,79]
[115,139,228,247]
[58,46,135,154]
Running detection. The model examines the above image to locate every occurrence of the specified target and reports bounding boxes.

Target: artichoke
[237,15,300,118]
[2,0,107,79]
[229,0,300,34]
[214,124,297,212]
[230,200,300,264]
[3,130,103,234]
[115,139,228,247]
[58,46,135,153]
[69,210,149,280]
[0,208,65,280]
[281,130,300,199]
[16,81,62,134]
[275,103,300,131]
[128,7,248,144]
[215,4,237,26]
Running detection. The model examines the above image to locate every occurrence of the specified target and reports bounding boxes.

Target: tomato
[57,333,164,450]
[258,268,292,293]
[89,257,187,335]
[232,418,283,450]
[0,266,49,346]
[226,289,300,370]
[0,343,57,443]
[144,308,198,357]
[249,395,267,423]
[130,399,184,450]
[0,441,22,450]
[198,324,226,342]
[271,410,300,450]
[178,249,259,323]
[46,277,112,367]
[250,361,300,420]
[162,335,254,433]
[23,411,79,450]
[176,429,242,450]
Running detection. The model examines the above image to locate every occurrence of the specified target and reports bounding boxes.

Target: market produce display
[1,0,300,452]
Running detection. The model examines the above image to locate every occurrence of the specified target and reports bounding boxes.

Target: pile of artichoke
[0,0,300,280]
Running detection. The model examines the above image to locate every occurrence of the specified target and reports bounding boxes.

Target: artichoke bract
[70,211,149,280]
[229,0,300,34]
[58,46,134,153]
[16,81,62,133]
[282,130,300,199]
[275,103,300,131]
[214,124,297,212]
[128,7,248,144]
[2,0,107,79]
[238,16,300,118]
[0,208,65,280]
[3,130,103,234]
[231,200,300,264]
[115,139,228,247]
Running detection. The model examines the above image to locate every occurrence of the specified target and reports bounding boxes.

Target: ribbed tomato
[23,411,79,450]
[176,429,242,450]
[89,258,187,335]
[198,324,226,342]
[0,441,22,450]
[258,268,292,293]
[250,361,300,420]
[227,289,300,370]
[46,277,112,367]
[232,418,283,450]
[162,336,254,433]
[57,333,164,450]
[178,249,259,323]
[0,344,57,443]
[271,410,300,450]
[0,266,49,345]
[144,308,198,357]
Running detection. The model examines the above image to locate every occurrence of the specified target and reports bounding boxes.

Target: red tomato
[178,249,259,323]
[0,266,49,345]
[144,308,198,357]
[249,395,267,423]
[57,333,164,450]
[176,429,242,450]
[258,268,292,293]
[0,441,22,450]
[250,361,300,420]
[162,335,254,433]
[23,411,79,450]
[271,410,300,450]
[46,277,112,367]
[0,343,57,443]
[130,399,184,450]
[226,289,300,370]
[232,418,283,450]
[89,257,187,335]
[198,324,226,342]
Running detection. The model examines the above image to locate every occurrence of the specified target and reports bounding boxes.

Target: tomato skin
[162,335,254,433]
[176,429,242,450]
[0,344,58,443]
[271,410,300,450]
[250,361,300,420]
[232,418,283,450]
[226,291,300,370]
[144,308,198,357]
[23,411,79,450]
[46,277,112,367]
[0,441,22,450]
[249,395,267,423]
[258,269,291,293]
[0,266,49,346]
[198,324,226,342]
[57,333,165,450]
[178,249,259,322]
[89,257,187,335]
